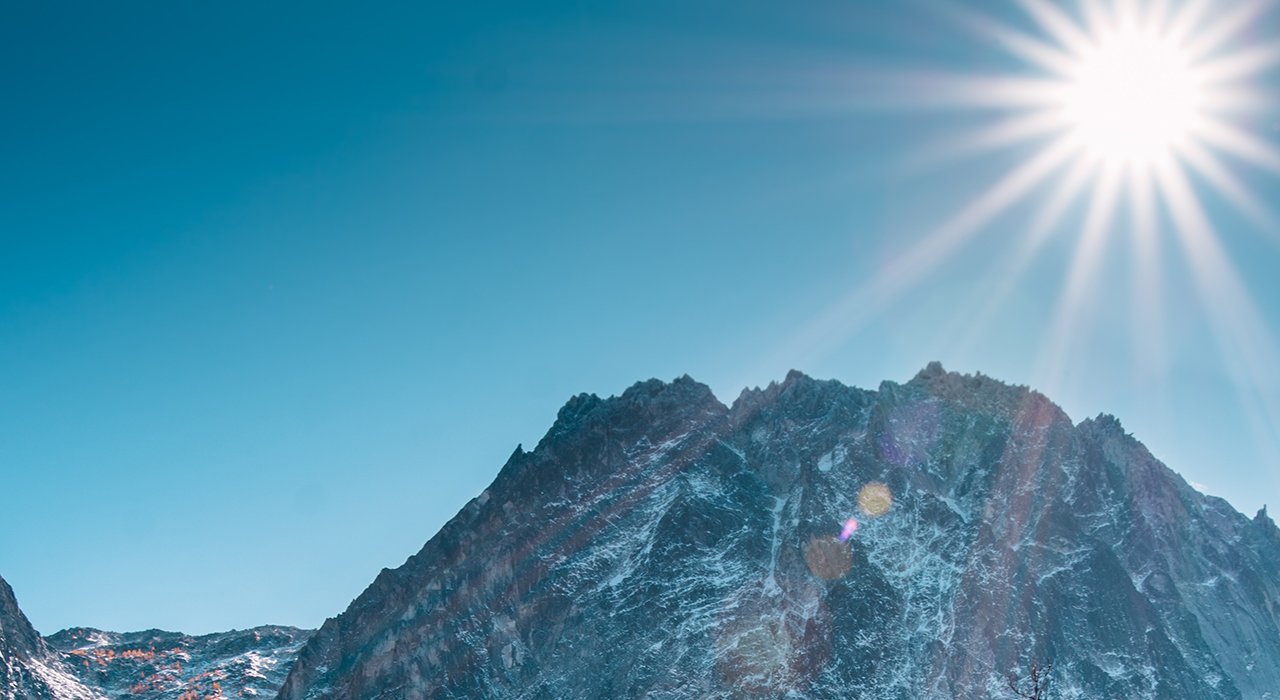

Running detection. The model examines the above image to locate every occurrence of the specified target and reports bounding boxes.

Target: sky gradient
[3,0,1279,636]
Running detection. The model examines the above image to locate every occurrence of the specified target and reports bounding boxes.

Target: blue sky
[2,0,1278,635]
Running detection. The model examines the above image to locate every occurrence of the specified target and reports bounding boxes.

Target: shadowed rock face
[277,365,1280,700]
[0,575,98,700]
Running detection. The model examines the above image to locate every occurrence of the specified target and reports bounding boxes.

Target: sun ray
[759,136,1080,374]
[931,75,1069,109]
[1201,86,1275,113]
[1129,0,1162,22]
[1128,165,1168,380]
[1114,0,1139,22]
[1080,0,1117,36]
[1196,44,1280,85]
[1155,156,1280,464]
[952,156,1097,359]
[1182,0,1274,60]
[1197,117,1280,172]
[885,71,1066,110]
[1035,164,1123,391]
[1178,139,1280,238]
[966,14,1080,75]
[1014,0,1094,56]
[1144,0,1174,29]
[920,110,1068,163]
[1164,0,1216,47]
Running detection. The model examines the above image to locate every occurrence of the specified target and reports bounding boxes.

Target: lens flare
[805,536,853,580]
[714,578,831,696]
[880,400,943,466]
[839,517,858,542]
[858,482,893,518]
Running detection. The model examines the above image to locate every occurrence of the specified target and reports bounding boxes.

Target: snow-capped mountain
[48,626,312,700]
[0,572,311,700]
[0,575,98,700]
[277,364,1280,700]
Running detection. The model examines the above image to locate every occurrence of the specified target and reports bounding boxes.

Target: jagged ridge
[0,573,314,700]
[48,625,314,699]
[275,364,1280,699]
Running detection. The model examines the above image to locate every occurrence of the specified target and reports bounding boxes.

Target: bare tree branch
[1007,661,1052,700]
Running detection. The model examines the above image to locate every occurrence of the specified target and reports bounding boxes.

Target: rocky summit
[0,575,96,700]
[275,364,1280,699]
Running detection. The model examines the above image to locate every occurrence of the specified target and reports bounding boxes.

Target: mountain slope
[0,575,98,700]
[48,625,313,699]
[1,572,313,700]
[276,364,1280,699]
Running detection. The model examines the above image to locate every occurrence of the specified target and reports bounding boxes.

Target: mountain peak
[0,573,45,661]
[0,573,100,700]
[1256,505,1278,532]
[1080,411,1127,434]
[915,359,948,380]
[276,368,1280,700]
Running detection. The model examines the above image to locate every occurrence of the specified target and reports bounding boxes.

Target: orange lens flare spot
[857,482,893,518]
[714,578,831,696]
[804,536,852,580]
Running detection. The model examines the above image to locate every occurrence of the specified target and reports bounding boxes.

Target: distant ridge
[48,625,313,699]
[0,574,313,700]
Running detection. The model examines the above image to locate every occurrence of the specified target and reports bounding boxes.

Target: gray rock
[273,365,1280,699]
[47,625,313,699]
[0,574,98,700]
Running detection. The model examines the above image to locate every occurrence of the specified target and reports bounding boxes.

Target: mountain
[0,575,98,700]
[276,364,1280,700]
[48,626,313,699]
[0,571,312,700]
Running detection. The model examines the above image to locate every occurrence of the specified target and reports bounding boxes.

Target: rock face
[276,365,1280,700]
[1,571,312,700]
[0,575,98,700]
[48,626,313,699]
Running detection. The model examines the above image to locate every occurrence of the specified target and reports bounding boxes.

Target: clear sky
[3,0,1278,636]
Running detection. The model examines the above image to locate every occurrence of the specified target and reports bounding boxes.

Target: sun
[767,0,1280,465]
[1059,24,1205,165]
